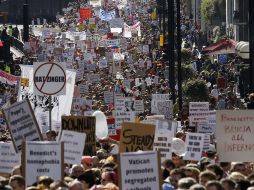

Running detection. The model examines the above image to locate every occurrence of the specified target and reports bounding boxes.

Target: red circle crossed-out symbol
[34,62,66,96]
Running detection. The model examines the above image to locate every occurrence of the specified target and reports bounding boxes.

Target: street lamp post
[168,0,175,103]
[176,0,182,115]
[23,0,29,42]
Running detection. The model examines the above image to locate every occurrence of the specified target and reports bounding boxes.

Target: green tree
[201,0,216,26]
[181,48,192,63]
[183,79,209,102]
[177,63,197,82]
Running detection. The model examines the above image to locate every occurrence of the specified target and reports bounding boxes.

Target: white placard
[203,134,210,152]
[60,130,86,165]
[79,83,89,94]
[3,99,42,153]
[134,100,144,115]
[216,110,254,162]
[87,73,101,83]
[189,102,209,125]
[115,97,135,129]
[33,62,66,96]
[151,94,170,114]
[120,151,161,190]
[104,91,114,104]
[0,143,21,174]
[184,133,204,161]
[153,130,173,161]
[24,141,63,187]
[156,100,173,119]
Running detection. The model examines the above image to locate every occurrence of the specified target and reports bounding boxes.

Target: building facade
[0,0,72,24]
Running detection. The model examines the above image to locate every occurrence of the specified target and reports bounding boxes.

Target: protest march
[1,0,254,190]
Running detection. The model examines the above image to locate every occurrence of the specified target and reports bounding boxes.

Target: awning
[202,39,237,55]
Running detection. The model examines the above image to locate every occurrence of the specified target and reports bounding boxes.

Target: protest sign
[115,97,136,129]
[216,110,254,162]
[156,100,173,119]
[79,8,93,19]
[203,134,210,152]
[104,91,114,104]
[89,0,101,7]
[3,99,42,153]
[59,130,86,165]
[122,80,131,89]
[99,58,108,68]
[119,122,155,152]
[99,9,116,21]
[0,143,21,174]
[153,130,173,161]
[183,133,204,161]
[143,45,149,54]
[0,70,20,85]
[109,18,124,28]
[106,39,121,47]
[33,62,66,96]
[79,83,89,94]
[153,120,175,161]
[189,102,209,125]
[107,118,116,136]
[87,73,101,83]
[134,100,144,115]
[61,116,96,155]
[119,151,161,190]
[22,141,64,187]
[151,94,170,114]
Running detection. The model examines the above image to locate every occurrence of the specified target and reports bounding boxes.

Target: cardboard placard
[61,116,96,155]
[3,99,42,153]
[119,122,155,152]
[119,151,162,190]
[216,110,254,162]
[59,130,86,165]
[0,142,21,174]
[22,141,64,187]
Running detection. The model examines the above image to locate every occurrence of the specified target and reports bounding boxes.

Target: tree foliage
[183,79,209,102]
[181,48,192,63]
[201,0,216,26]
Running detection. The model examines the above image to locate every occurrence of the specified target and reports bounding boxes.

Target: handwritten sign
[183,133,204,161]
[59,130,86,165]
[61,116,96,155]
[3,99,42,153]
[23,141,63,187]
[119,151,161,190]
[216,110,254,162]
[119,122,155,152]
[0,143,21,174]
[189,102,209,125]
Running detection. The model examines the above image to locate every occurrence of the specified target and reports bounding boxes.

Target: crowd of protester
[0,0,254,190]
